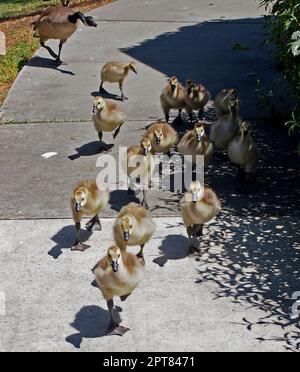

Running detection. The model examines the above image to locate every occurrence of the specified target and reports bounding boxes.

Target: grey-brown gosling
[113,203,156,256]
[71,179,110,251]
[93,245,145,336]
[92,96,127,149]
[100,61,138,101]
[214,88,240,118]
[124,137,155,209]
[180,181,221,254]
[32,3,97,63]
[228,121,261,193]
[144,122,178,154]
[177,122,214,166]
[160,76,187,123]
[209,98,241,151]
[185,80,211,121]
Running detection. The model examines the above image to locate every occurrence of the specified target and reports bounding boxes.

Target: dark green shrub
[260,0,300,153]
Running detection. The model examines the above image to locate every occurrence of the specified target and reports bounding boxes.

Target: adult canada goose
[32,4,97,63]
[160,77,186,123]
[185,80,211,121]
[228,121,261,193]
[180,181,221,254]
[144,122,178,154]
[214,88,240,118]
[93,245,145,336]
[113,203,156,256]
[100,61,138,100]
[71,179,109,251]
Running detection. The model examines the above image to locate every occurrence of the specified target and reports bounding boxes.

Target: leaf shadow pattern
[194,209,300,351]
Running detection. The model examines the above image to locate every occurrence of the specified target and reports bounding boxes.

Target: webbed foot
[85,217,102,232]
[120,293,132,302]
[71,242,91,252]
[106,325,130,337]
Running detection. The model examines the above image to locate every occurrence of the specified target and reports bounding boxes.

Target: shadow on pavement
[48,225,92,259]
[27,56,76,75]
[109,190,140,212]
[68,141,114,160]
[153,234,190,267]
[91,89,123,101]
[66,305,122,349]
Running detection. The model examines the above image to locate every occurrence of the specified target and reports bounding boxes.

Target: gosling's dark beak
[156,138,161,145]
[197,134,201,142]
[124,232,130,241]
[192,194,198,203]
[144,148,149,156]
[92,106,97,114]
[132,67,138,74]
[111,261,119,273]
[76,203,81,212]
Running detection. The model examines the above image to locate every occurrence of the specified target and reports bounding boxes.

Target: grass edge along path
[0,0,115,107]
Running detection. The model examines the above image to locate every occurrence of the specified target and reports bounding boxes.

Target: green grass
[0,41,37,83]
[0,0,89,20]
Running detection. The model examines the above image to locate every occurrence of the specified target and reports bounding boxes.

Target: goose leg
[120,293,132,302]
[72,222,91,251]
[113,124,123,139]
[192,163,197,182]
[98,131,103,142]
[187,225,200,255]
[119,82,128,101]
[41,41,58,61]
[86,215,102,232]
[106,300,130,336]
[99,81,104,92]
[187,108,194,123]
[237,168,254,194]
[198,108,204,119]
[57,40,65,64]
[164,108,170,123]
[141,190,149,210]
[137,244,145,259]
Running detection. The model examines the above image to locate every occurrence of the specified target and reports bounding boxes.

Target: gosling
[92,96,127,149]
[180,181,221,254]
[32,3,97,63]
[93,245,145,336]
[71,179,110,251]
[214,88,240,118]
[124,137,155,209]
[209,98,241,151]
[185,80,211,121]
[144,122,178,154]
[177,122,214,166]
[228,121,261,193]
[160,76,187,123]
[113,203,156,256]
[100,61,137,101]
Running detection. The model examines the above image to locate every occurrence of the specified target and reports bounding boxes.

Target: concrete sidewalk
[0,218,297,352]
[0,0,299,352]
[0,0,288,220]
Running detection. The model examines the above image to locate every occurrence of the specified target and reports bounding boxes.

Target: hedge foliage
[260,0,300,153]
